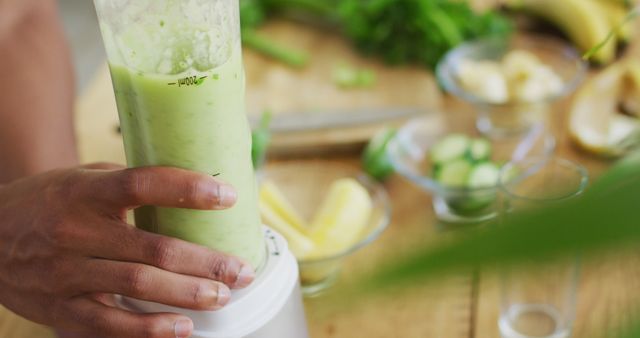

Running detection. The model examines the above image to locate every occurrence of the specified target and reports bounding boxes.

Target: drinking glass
[498,157,589,338]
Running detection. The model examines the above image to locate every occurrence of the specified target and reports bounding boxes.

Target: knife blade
[249,107,425,133]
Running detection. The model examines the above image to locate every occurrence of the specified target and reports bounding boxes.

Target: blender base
[121,227,308,338]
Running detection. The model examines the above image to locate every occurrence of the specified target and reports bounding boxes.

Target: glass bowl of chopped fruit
[437,35,587,137]
[387,114,555,224]
[258,160,391,297]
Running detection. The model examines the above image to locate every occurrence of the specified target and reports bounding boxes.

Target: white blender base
[119,227,309,338]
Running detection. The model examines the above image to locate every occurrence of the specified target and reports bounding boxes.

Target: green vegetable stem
[240,0,310,68]
[362,128,398,181]
[242,30,310,68]
[252,111,273,170]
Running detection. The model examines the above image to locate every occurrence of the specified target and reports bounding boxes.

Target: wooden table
[3,20,640,338]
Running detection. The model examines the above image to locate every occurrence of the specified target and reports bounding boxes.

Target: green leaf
[240,0,267,30]
[620,317,640,338]
[355,151,640,291]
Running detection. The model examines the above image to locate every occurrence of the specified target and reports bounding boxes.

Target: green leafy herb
[240,0,512,70]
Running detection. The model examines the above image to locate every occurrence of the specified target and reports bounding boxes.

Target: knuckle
[139,319,165,338]
[46,221,75,249]
[49,262,75,294]
[208,256,228,281]
[46,171,78,199]
[125,266,152,296]
[186,177,206,204]
[149,238,177,269]
[119,169,149,203]
[78,306,108,332]
[50,299,67,324]
[190,282,210,309]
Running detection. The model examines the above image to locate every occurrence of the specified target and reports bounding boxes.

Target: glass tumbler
[498,157,589,338]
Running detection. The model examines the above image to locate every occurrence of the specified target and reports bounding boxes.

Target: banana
[597,0,634,9]
[259,181,309,233]
[259,202,315,258]
[593,0,633,42]
[308,178,373,257]
[508,0,616,64]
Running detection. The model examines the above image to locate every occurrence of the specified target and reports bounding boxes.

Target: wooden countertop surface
[3,15,640,338]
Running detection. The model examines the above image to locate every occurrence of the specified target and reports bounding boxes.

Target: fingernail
[216,184,237,207]
[234,264,255,289]
[216,284,231,307]
[174,318,193,338]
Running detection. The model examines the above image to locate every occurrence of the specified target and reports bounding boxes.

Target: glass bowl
[387,114,556,224]
[259,160,391,297]
[436,35,587,137]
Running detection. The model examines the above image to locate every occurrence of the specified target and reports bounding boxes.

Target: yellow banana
[259,202,315,259]
[259,181,309,234]
[308,178,372,257]
[596,0,634,9]
[509,0,616,64]
[593,0,633,42]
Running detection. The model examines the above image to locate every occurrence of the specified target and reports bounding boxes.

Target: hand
[0,163,255,338]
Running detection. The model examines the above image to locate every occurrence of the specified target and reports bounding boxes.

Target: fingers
[79,258,231,311]
[64,297,194,338]
[86,224,254,289]
[90,166,237,210]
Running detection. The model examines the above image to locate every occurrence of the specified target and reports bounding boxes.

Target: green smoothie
[108,43,265,268]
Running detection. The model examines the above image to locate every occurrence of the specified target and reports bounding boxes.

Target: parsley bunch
[241,0,512,70]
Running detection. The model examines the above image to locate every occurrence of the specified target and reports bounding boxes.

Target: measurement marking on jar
[270,235,280,256]
[168,75,208,87]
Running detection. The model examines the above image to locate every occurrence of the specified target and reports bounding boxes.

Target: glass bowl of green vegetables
[387,115,555,223]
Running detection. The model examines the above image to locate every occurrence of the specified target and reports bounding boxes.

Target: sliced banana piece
[259,203,315,259]
[260,180,309,234]
[308,178,373,258]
